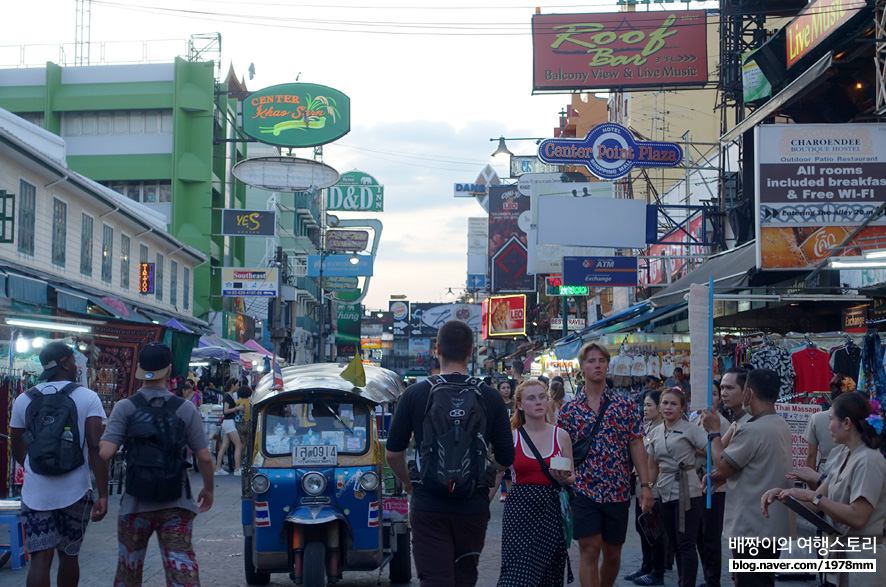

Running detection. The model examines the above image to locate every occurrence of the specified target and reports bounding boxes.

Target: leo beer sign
[328,171,384,211]
[483,295,527,338]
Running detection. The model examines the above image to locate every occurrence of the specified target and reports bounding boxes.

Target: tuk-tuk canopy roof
[252,363,406,407]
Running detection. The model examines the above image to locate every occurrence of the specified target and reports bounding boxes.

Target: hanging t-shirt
[791,346,832,396]
[613,354,631,377]
[660,355,675,378]
[631,355,647,377]
[647,354,660,378]
[748,344,795,401]
[829,344,861,381]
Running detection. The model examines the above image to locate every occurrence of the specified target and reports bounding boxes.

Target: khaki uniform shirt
[646,419,707,503]
[823,445,886,587]
[804,409,838,470]
[722,411,796,539]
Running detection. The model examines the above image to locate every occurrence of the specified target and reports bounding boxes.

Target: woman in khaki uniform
[763,392,886,587]
[646,388,707,587]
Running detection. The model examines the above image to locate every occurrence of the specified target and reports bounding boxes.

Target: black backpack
[22,382,84,476]
[417,375,490,498]
[124,393,190,502]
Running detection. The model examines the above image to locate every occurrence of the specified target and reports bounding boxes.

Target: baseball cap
[135,342,172,380]
[38,342,75,381]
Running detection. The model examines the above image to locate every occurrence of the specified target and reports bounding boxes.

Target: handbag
[571,396,610,465]
[518,427,574,547]
[637,500,665,543]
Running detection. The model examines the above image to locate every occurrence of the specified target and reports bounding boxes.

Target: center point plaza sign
[242,83,351,148]
[538,123,682,180]
[532,11,708,92]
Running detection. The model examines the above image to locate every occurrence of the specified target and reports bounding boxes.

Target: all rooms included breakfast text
[766,166,884,200]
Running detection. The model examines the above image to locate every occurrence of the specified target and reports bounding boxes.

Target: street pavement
[0,472,823,586]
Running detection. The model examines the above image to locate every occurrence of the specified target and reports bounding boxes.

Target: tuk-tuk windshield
[264,400,370,456]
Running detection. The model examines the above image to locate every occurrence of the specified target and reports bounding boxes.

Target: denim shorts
[21,490,94,555]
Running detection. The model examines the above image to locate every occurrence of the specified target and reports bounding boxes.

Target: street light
[349,252,360,265]
[489,136,544,158]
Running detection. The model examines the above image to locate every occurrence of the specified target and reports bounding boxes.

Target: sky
[5,0,639,312]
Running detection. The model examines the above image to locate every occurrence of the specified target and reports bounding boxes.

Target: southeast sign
[328,171,384,211]
[538,123,682,180]
[242,83,351,148]
[221,268,278,297]
[563,256,638,287]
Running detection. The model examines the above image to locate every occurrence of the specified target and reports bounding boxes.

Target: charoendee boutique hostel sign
[241,83,351,148]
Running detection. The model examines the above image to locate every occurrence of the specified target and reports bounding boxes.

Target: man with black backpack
[99,342,214,587]
[10,341,109,587]
[386,320,514,587]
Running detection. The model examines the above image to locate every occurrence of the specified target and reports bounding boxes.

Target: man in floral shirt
[558,342,654,587]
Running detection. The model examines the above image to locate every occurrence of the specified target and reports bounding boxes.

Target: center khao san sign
[242,83,351,148]
[538,123,682,180]
[532,11,708,92]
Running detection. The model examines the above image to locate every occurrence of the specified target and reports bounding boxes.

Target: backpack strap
[427,374,446,388]
[24,386,41,400]
[58,382,81,396]
[128,393,149,409]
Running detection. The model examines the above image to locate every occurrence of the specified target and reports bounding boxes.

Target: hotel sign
[786,0,866,68]
[242,83,351,148]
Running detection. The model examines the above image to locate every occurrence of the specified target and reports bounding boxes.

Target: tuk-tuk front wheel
[244,535,270,585]
[302,541,327,587]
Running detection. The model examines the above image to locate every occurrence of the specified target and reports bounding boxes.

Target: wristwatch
[708,432,721,441]
[640,482,654,489]
[812,493,823,506]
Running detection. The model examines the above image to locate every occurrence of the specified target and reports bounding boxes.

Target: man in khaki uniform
[701,368,795,587]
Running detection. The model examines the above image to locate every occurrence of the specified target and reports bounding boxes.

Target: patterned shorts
[21,491,94,555]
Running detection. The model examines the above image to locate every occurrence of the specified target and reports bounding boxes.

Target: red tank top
[511,426,562,486]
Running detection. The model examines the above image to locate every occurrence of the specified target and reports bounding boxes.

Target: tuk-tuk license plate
[292,445,337,466]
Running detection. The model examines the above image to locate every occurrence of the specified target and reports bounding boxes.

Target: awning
[53,286,89,315]
[6,271,47,306]
[720,52,832,144]
[597,303,687,335]
[554,301,653,346]
[648,242,756,308]
[191,345,239,362]
[199,335,252,353]
[165,318,194,333]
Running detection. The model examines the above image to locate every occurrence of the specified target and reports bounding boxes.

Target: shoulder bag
[570,395,610,466]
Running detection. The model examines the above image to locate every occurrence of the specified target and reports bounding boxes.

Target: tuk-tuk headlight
[251,473,270,494]
[359,471,380,492]
[302,472,328,496]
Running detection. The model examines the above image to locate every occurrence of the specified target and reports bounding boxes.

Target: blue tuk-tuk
[242,364,411,586]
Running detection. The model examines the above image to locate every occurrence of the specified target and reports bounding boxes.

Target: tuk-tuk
[242,364,411,586]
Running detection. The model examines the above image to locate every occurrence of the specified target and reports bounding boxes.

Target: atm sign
[139,263,155,293]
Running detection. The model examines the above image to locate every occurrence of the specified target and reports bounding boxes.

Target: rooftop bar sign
[532,11,708,92]
[242,83,351,148]
[538,123,682,180]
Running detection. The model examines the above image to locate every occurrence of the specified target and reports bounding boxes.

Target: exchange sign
[242,83,351,148]
[563,256,638,287]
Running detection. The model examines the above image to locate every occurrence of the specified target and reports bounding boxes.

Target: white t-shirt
[10,380,105,511]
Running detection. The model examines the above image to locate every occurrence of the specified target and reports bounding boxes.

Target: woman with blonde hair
[498,379,575,586]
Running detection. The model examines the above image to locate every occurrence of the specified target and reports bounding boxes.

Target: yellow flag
[340,353,366,387]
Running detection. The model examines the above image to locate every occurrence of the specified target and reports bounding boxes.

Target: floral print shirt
[557,387,642,503]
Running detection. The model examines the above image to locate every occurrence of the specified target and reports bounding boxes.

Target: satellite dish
[232,156,340,192]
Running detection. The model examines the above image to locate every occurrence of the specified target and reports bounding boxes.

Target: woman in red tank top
[498,380,575,587]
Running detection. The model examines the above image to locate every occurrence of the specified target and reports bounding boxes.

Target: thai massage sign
[786,0,866,68]
[327,171,384,211]
[531,11,708,92]
[538,123,683,180]
[242,83,351,148]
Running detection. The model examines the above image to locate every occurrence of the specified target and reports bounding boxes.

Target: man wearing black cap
[100,342,214,587]
[9,341,109,587]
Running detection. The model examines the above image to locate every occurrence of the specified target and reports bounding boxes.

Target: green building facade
[0,57,246,325]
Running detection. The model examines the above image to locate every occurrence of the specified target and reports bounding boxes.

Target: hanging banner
[242,83,351,148]
[488,185,534,292]
[532,11,708,92]
[336,303,362,354]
